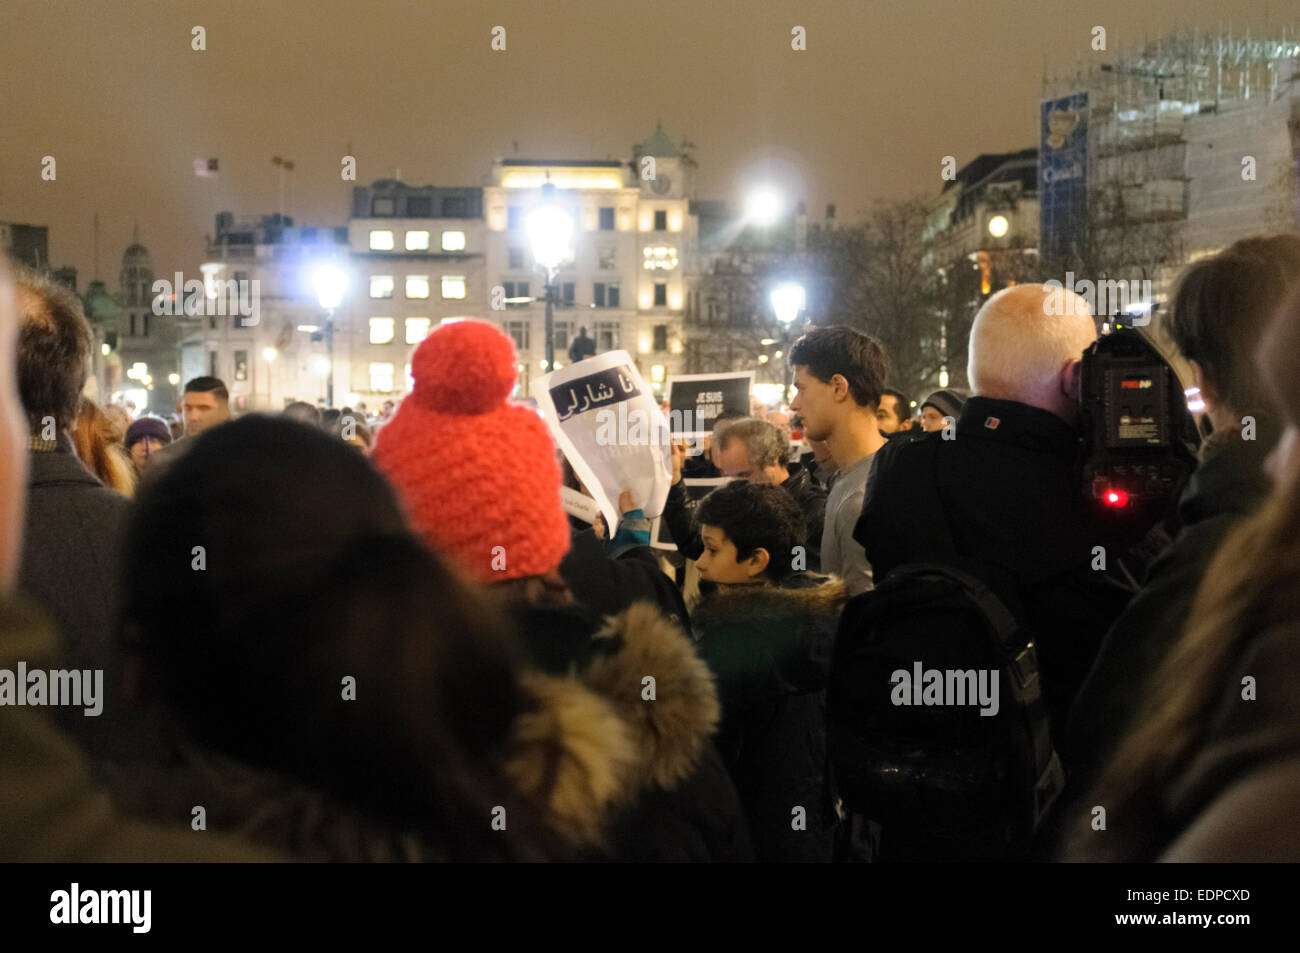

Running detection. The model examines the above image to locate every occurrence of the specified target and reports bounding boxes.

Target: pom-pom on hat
[373,319,570,583]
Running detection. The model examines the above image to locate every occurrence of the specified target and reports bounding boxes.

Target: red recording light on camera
[1103,489,1129,507]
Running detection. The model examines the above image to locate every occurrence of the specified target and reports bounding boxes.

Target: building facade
[344,182,487,401]
[337,128,693,406]
[1042,33,1300,305]
[199,212,350,411]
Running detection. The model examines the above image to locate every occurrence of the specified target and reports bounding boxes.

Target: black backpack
[827,558,1064,860]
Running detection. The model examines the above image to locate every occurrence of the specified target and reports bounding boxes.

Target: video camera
[1078,328,1200,531]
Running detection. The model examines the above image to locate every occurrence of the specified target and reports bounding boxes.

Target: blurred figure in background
[282,400,322,427]
[71,396,135,496]
[13,266,132,757]
[876,387,912,436]
[124,415,172,477]
[918,388,966,432]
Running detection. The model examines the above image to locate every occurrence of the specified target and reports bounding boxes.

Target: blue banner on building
[1038,92,1089,263]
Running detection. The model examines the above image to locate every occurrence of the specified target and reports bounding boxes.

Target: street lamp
[746,187,782,226]
[312,263,348,407]
[770,282,805,404]
[526,182,574,374]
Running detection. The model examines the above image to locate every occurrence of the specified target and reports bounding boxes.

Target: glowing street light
[987,214,1009,238]
[311,262,349,407]
[526,182,574,373]
[746,187,782,226]
[770,282,805,326]
[770,282,806,404]
[312,263,348,311]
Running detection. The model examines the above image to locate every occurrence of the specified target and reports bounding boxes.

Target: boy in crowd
[692,481,845,862]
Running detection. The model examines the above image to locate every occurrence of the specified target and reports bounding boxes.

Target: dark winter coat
[1073,614,1300,862]
[692,573,846,862]
[0,597,280,862]
[17,445,143,761]
[1066,420,1279,783]
[780,463,828,571]
[857,397,1136,738]
[510,601,753,862]
[560,525,690,629]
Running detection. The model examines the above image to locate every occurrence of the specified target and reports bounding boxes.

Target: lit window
[643,246,678,270]
[441,230,466,251]
[405,230,430,251]
[369,230,394,250]
[442,276,467,299]
[369,362,395,393]
[405,317,431,344]
[369,275,394,299]
[369,318,395,344]
[406,275,430,299]
[651,364,666,382]
[405,363,414,391]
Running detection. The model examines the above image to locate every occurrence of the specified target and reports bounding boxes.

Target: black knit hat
[921,388,966,421]
[124,415,172,449]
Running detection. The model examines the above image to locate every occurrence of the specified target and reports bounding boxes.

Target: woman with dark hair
[1070,286,1300,862]
[114,414,626,861]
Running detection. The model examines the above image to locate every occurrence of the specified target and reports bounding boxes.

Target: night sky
[0,0,1290,282]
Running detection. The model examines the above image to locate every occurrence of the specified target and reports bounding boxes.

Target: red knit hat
[373,320,570,583]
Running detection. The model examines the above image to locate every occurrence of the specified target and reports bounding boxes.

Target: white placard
[533,350,673,536]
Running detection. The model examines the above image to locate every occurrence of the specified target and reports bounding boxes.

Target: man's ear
[1059,358,1083,404]
[1188,359,1220,407]
[830,373,851,403]
[744,547,771,579]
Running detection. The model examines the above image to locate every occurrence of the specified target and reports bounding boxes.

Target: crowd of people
[3,233,1300,862]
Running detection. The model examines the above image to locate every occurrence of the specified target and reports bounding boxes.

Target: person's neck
[826,411,885,469]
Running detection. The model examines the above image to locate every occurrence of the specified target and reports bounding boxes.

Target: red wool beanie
[372,319,570,583]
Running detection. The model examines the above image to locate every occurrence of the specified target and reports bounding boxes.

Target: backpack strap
[883,560,1063,830]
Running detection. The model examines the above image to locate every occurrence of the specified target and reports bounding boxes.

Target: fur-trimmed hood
[691,574,847,699]
[691,573,847,630]
[504,601,721,851]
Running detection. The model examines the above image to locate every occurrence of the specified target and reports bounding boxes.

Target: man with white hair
[855,284,1134,737]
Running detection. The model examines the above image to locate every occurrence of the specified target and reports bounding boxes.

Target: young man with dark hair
[691,480,844,861]
[788,325,890,596]
[877,387,912,435]
[179,375,230,437]
[146,375,231,476]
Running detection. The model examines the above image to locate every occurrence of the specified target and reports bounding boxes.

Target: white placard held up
[533,350,672,536]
